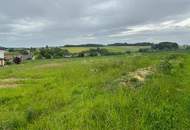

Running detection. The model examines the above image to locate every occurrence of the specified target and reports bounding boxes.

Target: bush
[139,48,152,52]
[19,50,29,55]
[158,59,173,74]
[88,49,100,57]
[125,51,131,54]
[13,57,22,64]
[5,61,13,65]
[38,47,70,59]
[25,107,42,122]
[152,42,179,50]
[186,46,190,50]
[78,48,111,57]
[158,54,185,74]
[78,52,85,57]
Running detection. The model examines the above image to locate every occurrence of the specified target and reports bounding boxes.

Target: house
[4,53,14,62]
[0,49,5,66]
[64,55,72,58]
[17,54,33,61]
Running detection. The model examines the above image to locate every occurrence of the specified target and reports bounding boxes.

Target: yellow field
[63,46,150,53]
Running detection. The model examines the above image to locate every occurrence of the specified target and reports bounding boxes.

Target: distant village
[0,47,34,66]
[0,45,123,66]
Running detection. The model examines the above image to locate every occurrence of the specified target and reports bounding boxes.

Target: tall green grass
[0,52,190,129]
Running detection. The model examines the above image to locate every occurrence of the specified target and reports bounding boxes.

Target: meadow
[63,46,150,53]
[0,51,190,129]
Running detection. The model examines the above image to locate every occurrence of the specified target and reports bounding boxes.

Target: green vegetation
[107,42,153,46]
[4,42,180,63]
[0,50,190,129]
[37,47,70,59]
[152,42,179,50]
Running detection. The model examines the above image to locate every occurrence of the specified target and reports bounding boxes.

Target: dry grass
[0,78,28,88]
[36,63,63,68]
[128,67,154,81]
[118,67,154,87]
[0,84,19,88]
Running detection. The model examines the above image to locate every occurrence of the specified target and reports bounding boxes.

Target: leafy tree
[38,47,70,59]
[8,48,15,52]
[139,48,152,52]
[19,49,29,55]
[108,42,153,46]
[152,42,179,50]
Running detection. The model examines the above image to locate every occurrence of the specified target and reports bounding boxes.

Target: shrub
[13,57,22,64]
[139,48,152,52]
[185,45,190,50]
[19,50,29,55]
[78,48,112,57]
[78,52,85,57]
[158,59,173,74]
[5,61,13,65]
[152,42,179,50]
[158,54,185,74]
[38,47,70,59]
[125,51,131,54]
[25,107,42,123]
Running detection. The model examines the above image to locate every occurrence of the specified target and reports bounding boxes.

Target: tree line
[63,42,153,47]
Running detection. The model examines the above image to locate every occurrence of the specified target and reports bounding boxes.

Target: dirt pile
[119,67,154,88]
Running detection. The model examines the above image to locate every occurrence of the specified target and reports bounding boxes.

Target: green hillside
[0,52,190,129]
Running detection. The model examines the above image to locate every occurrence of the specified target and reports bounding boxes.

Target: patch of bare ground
[103,66,155,90]
[36,63,63,68]
[0,83,20,88]
[0,78,28,88]
[0,78,28,82]
[105,66,155,91]
[119,67,154,88]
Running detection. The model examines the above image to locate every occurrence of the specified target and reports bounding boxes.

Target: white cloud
[175,18,190,27]
[10,18,51,33]
[109,18,190,37]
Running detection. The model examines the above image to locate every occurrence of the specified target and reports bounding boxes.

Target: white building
[0,49,5,66]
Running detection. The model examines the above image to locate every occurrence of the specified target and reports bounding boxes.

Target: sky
[0,0,190,47]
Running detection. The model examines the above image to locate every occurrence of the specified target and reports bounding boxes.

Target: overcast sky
[0,0,190,47]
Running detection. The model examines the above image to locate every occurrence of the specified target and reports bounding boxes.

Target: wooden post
[0,59,4,66]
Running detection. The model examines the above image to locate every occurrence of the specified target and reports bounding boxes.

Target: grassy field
[63,46,150,53]
[0,51,190,129]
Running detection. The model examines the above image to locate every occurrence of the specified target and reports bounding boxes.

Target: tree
[151,42,179,50]
[38,47,70,59]
[19,49,29,55]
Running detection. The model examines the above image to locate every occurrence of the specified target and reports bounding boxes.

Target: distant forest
[64,42,153,47]
[0,42,180,49]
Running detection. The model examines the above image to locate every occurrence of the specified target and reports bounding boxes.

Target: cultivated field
[0,51,190,129]
[63,46,150,53]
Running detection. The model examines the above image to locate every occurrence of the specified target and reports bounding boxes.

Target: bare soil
[0,78,28,88]
[119,67,154,87]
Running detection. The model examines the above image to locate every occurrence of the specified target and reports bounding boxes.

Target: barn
[0,48,5,66]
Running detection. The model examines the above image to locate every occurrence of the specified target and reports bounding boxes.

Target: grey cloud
[0,0,190,47]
